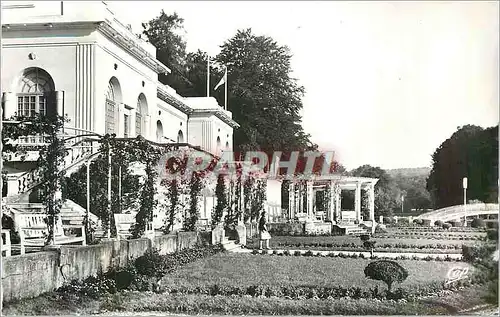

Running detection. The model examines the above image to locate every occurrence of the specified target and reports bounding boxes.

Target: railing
[1,230,12,257]
[14,137,100,196]
[417,203,499,220]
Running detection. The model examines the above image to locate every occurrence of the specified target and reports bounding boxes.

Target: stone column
[329,181,335,222]
[306,180,314,219]
[2,92,16,118]
[335,184,342,222]
[298,182,303,214]
[288,181,295,220]
[56,91,64,116]
[355,183,361,222]
[369,183,375,221]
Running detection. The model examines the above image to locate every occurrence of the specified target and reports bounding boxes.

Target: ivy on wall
[2,113,69,245]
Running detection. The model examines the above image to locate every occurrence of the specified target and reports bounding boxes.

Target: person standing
[259,211,271,249]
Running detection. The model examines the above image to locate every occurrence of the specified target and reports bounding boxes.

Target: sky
[108,1,499,170]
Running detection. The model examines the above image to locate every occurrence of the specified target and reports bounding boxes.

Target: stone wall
[2,232,198,303]
[304,222,332,235]
[267,223,304,236]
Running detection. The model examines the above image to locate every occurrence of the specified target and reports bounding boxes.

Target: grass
[159,253,470,291]
[247,235,477,249]
[4,285,492,315]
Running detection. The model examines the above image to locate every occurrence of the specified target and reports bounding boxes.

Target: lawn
[246,235,477,250]
[159,253,470,292]
[3,285,492,315]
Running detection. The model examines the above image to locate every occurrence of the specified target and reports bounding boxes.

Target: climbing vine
[212,174,227,229]
[2,113,69,245]
[185,171,202,231]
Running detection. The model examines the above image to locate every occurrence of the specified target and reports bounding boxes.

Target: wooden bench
[16,212,86,254]
[114,214,154,240]
[2,229,12,257]
[196,218,211,231]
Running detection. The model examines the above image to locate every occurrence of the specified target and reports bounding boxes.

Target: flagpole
[207,54,210,97]
[224,66,228,110]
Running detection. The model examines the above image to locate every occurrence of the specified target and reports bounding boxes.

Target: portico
[288,175,378,226]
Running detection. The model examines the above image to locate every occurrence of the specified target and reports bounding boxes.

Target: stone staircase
[334,222,369,236]
[221,237,245,252]
[6,136,100,202]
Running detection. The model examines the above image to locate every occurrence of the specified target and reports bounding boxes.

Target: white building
[1,1,239,230]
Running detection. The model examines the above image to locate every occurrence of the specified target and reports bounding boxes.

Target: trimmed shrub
[364,260,409,292]
[471,218,486,228]
[442,223,452,230]
[434,220,443,227]
[487,221,499,229]
[487,229,498,241]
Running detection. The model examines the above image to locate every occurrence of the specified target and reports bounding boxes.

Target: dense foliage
[2,114,68,244]
[364,260,409,292]
[427,125,498,208]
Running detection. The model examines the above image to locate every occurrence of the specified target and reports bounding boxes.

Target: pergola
[287,175,379,224]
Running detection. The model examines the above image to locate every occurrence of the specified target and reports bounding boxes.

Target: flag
[214,68,227,90]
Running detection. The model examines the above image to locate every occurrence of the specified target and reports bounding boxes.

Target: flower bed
[274,241,463,251]
[251,249,461,260]
[56,244,225,298]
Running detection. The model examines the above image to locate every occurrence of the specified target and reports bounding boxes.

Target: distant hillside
[386,167,431,178]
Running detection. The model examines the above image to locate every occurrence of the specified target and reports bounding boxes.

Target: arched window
[136,93,147,136]
[225,141,230,149]
[17,67,55,117]
[216,136,221,154]
[156,120,164,143]
[177,130,184,143]
[105,77,122,135]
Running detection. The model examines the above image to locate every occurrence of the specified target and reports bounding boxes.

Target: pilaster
[355,183,361,221]
[306,180,314,219]
[2,92,16,118]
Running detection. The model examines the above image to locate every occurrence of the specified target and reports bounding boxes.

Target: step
[221,240,242,251]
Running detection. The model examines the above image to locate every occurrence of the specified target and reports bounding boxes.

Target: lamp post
[401,195,404,214]
[463,177,467,227]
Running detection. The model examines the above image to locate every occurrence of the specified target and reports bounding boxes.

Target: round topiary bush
[487,229,498,241]
[434,220,443,227]
[442,223,452,230]
[471,218,486,228]
[413,219,424,226]
[364,260,408,292]
[360,234,371,242]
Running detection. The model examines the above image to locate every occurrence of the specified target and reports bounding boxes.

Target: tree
[350,165,399,218]
[364,260,408,292]
[427,125,498,208]
[216,28,314,154]
[142,11,189,89]
[391,170,433,212]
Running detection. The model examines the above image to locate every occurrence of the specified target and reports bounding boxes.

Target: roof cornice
[1,21,99,32]
[191,108,240,129]
[2,20,170,75]
[157,86,193,115]
[97,21,170,75]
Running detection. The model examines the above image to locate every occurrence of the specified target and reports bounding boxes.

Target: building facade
[1,1,238,230]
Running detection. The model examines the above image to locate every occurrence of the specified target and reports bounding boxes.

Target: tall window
[105,82,116,134]
[136,94,147,136]
[105,78,121,135]
[17,68,54,117]
[177,130,184,143]
[135,99,142,136]
[156,120,163,143]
